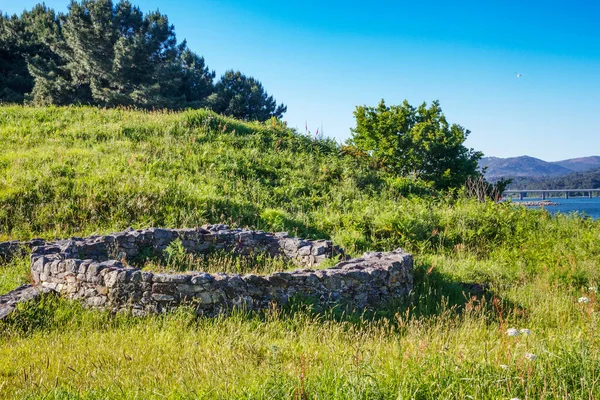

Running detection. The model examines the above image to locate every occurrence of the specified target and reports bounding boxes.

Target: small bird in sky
[516,73,522,78]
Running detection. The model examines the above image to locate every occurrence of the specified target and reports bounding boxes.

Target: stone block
[96,286,108,295]
[190,273,214,285]
[86,296,107,307]
[152,283,176,295]
[153,274,190,284]
[104,269,122,287]
[152,293,176,302]
[196,291,218,305]
[297,246,312,256]
[142,272,153,282]
[130,270,142,283]
[32,256,45,272]
[65,259,82,273]
[176,284,204,294]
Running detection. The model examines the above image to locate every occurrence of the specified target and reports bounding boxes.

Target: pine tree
[30,0,215,109]
[0,14,30,102]
[1,0,286,118]
[0,5,61,103]
[180,47,215,107]
[208,70,287,121]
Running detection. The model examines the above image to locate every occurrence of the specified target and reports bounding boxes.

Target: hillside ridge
[480,155,600,180]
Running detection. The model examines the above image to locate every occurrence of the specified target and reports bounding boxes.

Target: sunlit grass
[1,273,599,399]
[0,256,30,295]
[1,105,600,397]
[140,250,298,275]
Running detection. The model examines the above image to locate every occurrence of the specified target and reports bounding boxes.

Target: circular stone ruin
[7,225,413,316]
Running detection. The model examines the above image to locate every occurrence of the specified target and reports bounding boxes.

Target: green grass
[137,239,338,275]
[1,105,600,398]
[0,256,30,294]
[1,264,599,399]
[141,249,298,275]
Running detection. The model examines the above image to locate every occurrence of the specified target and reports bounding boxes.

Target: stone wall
[30,225,343,268]
[0,285,55,320]
[7,225,413,316]
[0,239,46,262]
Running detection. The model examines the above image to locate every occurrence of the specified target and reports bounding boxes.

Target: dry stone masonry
[1,225,413,318]
[0,238,46,261]
[0,285,56,320]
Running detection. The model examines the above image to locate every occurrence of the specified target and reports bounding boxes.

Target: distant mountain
[480,155,600,181]
[507,167,600,190]
[552,156,600,172]
[479,156,573,180]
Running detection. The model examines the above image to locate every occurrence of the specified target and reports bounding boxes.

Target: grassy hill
[2,106,600,398]
[0,106,434,250]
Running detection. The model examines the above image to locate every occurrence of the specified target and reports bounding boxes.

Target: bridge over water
[503,189,600,200]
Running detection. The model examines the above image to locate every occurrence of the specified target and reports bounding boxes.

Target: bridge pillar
[542,192,546,200]
[589,191,592,199]
[565,192,569,199]
[519,192,524,200]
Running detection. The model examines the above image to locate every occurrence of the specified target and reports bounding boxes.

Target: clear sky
[2,0,599,161]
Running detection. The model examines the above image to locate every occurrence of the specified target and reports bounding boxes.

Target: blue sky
[2,0,599,161]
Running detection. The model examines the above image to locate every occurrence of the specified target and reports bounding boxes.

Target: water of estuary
[510,197,600,219]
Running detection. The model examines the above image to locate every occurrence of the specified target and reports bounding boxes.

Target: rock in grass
[0,284,56,321]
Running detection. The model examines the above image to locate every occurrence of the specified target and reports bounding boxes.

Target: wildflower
[589,286,598,293]
[519,328,531,335]
[579,296,590,303]
[506,328,519,337]
[510,398,521,400]
[524,352,537,361]
[500,364,509,370]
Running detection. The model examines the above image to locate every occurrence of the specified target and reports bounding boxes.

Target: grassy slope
[1,106,600,398]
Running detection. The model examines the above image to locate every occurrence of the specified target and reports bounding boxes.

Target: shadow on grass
[282,260,526,328]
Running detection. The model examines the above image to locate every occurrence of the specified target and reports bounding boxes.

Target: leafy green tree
[208,70,287,121]
[350,99,482,189]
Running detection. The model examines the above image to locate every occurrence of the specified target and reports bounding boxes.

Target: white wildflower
[506,328,519,337]
[519,328,531,335]
[524,352,537,361]
[500,364,509,370]
[589,286,598,293]
[579,296,590,303]
[510,398,521,400]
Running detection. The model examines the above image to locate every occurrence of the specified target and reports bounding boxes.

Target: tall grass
[0,256,30,294]
[1,267,599,399]
[140,239,298,275]
[1,105,600,398]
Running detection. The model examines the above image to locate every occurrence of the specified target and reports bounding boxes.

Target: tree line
[506,168,600,190]
[0,0,286,121]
